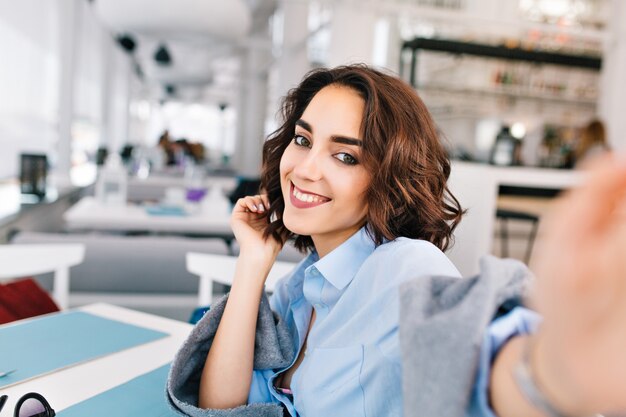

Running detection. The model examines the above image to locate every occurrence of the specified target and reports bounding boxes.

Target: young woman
[169,65,463,416]
[167,65,626,417]
[200,65,463,417]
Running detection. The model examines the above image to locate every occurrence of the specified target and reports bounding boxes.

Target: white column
[233,36,272,177]
[99,38,113,148]
[327,4,376,67]
[384,17,402,74]
[277,0,310,101]
[56,0,80,186]
[598,0,626,151]
[107,47,132,154]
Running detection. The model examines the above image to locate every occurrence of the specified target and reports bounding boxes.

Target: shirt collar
[309,226,376,291]
[287,251,318,294]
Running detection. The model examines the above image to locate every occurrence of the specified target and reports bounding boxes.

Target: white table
[64,196,233,238]
[127,174,238,202]
[0,303,192,413]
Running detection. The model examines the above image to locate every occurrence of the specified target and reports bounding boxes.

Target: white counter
[446,162,584,277]
[487,164,584,189]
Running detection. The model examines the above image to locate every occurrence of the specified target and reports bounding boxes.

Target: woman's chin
[282,214,312,237]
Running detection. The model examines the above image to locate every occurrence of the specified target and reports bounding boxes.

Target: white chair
[0,244,85,309]
[186,252,297,307]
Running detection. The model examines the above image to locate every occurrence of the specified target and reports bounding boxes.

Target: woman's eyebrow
[331,136,363,147]
[296,119,363,147]
[295,119,312,132]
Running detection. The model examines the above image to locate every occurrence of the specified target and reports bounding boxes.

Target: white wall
[74,0,106,125]
[0,1,60,178]
[599,0,626,152]
[0,0,134,181]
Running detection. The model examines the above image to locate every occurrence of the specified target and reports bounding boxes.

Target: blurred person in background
[574,119,611,167]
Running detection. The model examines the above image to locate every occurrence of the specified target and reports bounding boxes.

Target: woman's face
[280,85,370,257]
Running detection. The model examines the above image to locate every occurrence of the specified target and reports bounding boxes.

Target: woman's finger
[248,195,266,212]
[235,197,260,213]
[554,154,626,243]
[234,195,270,214]
[260,194,271,212]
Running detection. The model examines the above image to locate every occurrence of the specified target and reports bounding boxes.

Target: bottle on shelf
[490,126,522,166]
[95,153,128,206]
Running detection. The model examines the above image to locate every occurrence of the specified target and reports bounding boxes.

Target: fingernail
[258,203,265,212]
[252,204,258,210]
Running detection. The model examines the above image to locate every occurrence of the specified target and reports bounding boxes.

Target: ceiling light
[154,44,172,66]
[116,34,136,53]
[165,84,176,96]
[511,122,527,139]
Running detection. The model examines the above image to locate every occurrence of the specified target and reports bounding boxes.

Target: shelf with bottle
[411,53,598,106]
[401,37,601,106]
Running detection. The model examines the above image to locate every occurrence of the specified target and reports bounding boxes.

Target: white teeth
[292,186,325,203]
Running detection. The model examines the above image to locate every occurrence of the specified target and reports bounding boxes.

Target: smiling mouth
[289,182,331,208]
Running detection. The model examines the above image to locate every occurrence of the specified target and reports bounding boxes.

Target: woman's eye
[293,135,311,148]
[335,153,358,165]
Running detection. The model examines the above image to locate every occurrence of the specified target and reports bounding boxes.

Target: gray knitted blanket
[166,293,294,417]
[400,255,530,416]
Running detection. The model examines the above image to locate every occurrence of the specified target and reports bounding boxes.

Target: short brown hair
[261,64,463,252]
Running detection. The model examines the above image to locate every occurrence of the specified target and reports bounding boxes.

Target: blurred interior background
[1,0,624,320]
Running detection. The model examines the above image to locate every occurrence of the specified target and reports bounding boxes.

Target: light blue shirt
[469,307,541,417]
[247,227,537,416]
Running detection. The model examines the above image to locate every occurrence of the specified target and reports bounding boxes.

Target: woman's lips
[289,182,331,209]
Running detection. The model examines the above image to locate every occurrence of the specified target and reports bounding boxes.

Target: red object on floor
[0,278,60,324]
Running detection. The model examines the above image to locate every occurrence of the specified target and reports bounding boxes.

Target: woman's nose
[292,150,323,181]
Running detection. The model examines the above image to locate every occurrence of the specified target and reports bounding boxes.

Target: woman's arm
[490,154,626,417]
[198,194,283,409]
[490,334,588,417]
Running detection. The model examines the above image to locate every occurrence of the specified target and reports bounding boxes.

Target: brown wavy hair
[261,64,463,252]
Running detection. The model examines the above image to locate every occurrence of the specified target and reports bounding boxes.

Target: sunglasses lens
[18,398,46,417]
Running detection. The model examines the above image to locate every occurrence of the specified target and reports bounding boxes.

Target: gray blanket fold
[399,255,531,417]
[166,293,295,417]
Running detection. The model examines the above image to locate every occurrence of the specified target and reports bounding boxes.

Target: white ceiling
[91,0,276,106]
[93,0,252,41]
[90,0,608,107]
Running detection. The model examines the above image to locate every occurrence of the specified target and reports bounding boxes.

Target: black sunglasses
[0,393,56,417]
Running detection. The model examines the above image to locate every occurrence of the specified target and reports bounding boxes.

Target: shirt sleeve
[467,307,542,417]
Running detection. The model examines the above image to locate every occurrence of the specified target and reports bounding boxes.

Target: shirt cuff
[468,307,542,417]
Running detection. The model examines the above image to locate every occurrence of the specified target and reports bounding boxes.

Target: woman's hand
[528,155,626,415]
[231,194,283,265]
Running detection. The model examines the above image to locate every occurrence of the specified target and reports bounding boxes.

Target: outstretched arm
[490,155,626,417]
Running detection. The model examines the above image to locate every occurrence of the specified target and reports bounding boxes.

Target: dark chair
[496,209,539,264]
[227,177,262,205]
